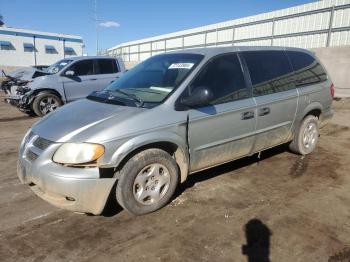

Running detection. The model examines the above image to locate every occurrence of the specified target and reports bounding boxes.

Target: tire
[32,92,62,117]
[289,115,319,155]
[116,149,179,215]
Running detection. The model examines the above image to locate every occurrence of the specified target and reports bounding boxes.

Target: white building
[107,0,350,62]
[0,26,84,70]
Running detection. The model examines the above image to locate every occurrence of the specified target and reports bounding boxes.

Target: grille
[26,149,38,161]
[33,136,53,150]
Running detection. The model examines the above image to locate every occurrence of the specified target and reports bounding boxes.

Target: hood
[8,67,49,81]
[26,74,58,90]
[32,98,146,142]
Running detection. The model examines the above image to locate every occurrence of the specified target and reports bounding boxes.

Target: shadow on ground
[242,219,272,262]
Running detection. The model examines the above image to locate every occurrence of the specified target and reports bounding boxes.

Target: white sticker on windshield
[169,63,194,69]
[150,86,172,93]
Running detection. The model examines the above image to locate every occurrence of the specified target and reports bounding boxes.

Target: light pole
[94,0,99,55]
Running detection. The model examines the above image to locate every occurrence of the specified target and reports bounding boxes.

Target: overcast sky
[0,0,315,55]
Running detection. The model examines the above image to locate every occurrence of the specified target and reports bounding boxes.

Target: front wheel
[289,115,319,155]
[32,92,62,116]
[116,149,179,215]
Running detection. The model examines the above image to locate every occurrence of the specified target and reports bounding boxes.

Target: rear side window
[188,53,249,104]
[96,59,119,74]
[242,51,295,96]
[287,51,327,87]
[68,60,94,76]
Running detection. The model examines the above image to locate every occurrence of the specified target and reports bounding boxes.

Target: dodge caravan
[17,46,333,215]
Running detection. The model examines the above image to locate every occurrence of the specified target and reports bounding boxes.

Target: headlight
[53,143,105,165]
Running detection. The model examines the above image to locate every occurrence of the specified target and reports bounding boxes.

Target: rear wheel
[32,92,62,116]
[116,149,179,215]
[289,115,319,155]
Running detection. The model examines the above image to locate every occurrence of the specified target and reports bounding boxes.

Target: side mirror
[65,70,75,76]
[180,86,213,108]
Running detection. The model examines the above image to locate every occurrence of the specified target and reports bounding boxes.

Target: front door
[184,53,256,172]
[62,59,101,102]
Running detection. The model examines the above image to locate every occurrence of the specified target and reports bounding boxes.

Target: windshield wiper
[108,89,144,107]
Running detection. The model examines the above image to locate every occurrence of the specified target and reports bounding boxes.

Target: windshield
[46,59,73,74]
[99,53,203,106]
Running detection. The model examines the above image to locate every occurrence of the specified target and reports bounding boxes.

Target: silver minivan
[17,46,334,215]
[4,56,125,116]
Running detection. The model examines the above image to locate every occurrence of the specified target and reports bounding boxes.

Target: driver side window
[188,53,248,105]
[67,60,94,76]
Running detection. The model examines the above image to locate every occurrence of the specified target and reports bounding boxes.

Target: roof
[160,46,313,56]
[0,26,83,43]
[64,56,118,61]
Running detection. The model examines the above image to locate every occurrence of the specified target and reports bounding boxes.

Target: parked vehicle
[1,67,49,101]
[2,56,125,116]
[17,46,333,215]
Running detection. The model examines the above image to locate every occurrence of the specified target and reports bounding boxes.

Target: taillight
[330,83,335,98]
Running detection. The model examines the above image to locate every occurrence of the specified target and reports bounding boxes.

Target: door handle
[241,111,255,120]
[258,107,270,116]
[90,78,97,81]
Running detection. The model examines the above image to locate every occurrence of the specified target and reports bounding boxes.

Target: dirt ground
[0,97,350,262]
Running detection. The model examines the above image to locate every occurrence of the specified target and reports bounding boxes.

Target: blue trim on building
[0,40,11,46]
[0,29,83,43]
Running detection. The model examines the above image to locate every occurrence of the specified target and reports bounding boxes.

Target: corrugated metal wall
[107,0,350,62]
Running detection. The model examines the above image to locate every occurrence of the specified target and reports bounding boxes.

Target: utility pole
[94,0,99,55]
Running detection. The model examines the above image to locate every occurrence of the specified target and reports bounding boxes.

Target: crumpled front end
[2,79,33,112]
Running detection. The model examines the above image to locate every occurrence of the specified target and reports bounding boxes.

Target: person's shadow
[242,219,272,262]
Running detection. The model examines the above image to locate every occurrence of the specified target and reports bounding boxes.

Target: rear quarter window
[96,59,119,74]
[287,51,328,87]
[242,51,295,96]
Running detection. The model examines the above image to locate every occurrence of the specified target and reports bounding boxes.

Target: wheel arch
[301,102,323,120]
[30,88,65,103]
[110,132,189,183]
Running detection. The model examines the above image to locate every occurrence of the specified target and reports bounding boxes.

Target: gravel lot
[0,96,350,262]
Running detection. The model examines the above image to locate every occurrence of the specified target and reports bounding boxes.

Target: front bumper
[4,94,20,106]
[17,135,117,215]
[4,93,33,112]
[2,83,33,112]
